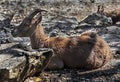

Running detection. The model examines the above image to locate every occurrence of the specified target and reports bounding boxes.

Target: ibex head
[12,9,47,37]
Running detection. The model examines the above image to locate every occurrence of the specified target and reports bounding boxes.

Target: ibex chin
[97,5,120,24]
[12,9,113,70]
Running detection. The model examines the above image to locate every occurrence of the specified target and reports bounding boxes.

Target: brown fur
[12,9,113,70]
[97,5,120,24]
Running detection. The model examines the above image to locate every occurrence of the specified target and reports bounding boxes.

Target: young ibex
[97,5,120,24]
[12,9,113,70]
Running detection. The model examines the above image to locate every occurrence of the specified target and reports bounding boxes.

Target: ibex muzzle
[12,9,47,37]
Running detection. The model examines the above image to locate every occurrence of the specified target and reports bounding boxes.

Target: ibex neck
[30,24,48,49]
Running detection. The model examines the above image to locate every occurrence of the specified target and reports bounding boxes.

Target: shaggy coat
[12,9,113,70]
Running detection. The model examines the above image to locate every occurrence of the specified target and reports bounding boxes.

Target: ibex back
[97,5,120,24]
[12,9,113,70]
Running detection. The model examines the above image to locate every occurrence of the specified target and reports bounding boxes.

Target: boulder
[0,43,53,82]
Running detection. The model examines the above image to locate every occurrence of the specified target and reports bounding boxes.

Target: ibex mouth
[12,9,47,37]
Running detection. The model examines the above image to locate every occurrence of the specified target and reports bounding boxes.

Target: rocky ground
[0,0,120,82]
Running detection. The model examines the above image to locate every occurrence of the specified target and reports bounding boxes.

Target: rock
[8,37,30,43]
[43,16,78,37]
[0,43,53,82]
[106,26,120,35]
[79,13,112,26]
[0,12,14,44]
[100,26,120,56]
[103,59,120,68]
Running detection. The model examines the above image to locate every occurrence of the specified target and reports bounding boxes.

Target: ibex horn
[20,9,47,26]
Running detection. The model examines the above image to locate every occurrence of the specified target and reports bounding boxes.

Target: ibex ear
[97,5,104,13]
[33,14,42,25]
[30,9,47,28]
[29,9,47,28]
[27,13,43,36]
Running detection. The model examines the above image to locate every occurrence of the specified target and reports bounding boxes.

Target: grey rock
[106,26,120,35]
[101,33,120,55]
[43,16,78,36]
[0,43,53,82]
[0,13,14,44]
[79,13,112,26]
